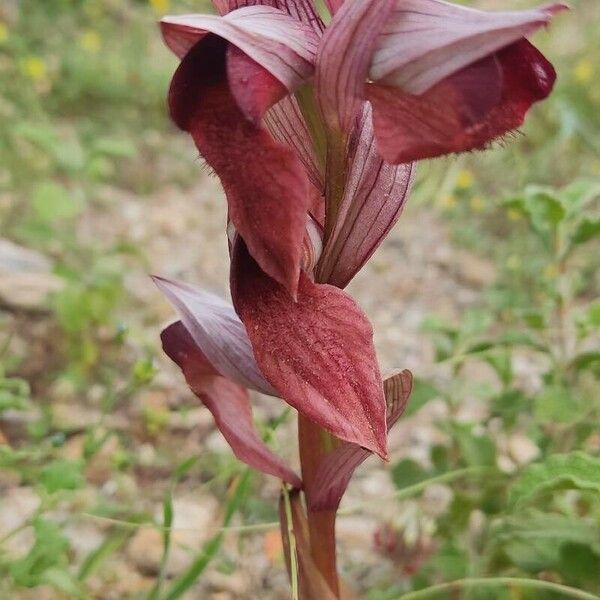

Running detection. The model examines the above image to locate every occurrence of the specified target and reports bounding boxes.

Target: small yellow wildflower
[507,208,522,221]
[574,59,593,84]
[22,56,47,81]
[79,30,102,53]
[456,169,474,190]
[543,263,559,280]
[149,0,171,14]
[439,194,457,209]
[506,255,521,271]
[0,22,8,44]
[469,196,484,212]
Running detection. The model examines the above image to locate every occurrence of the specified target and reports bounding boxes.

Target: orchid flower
[155,0,563,593]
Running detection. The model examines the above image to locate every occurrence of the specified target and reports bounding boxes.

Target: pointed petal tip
[151,273,176,293]
[544,2,570,15]
[374,441,389,462]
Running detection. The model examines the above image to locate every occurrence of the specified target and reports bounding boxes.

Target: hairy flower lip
[315,0,566,166]
[168,34,311,297]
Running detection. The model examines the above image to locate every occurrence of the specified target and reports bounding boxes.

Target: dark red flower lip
[231,239,389,458]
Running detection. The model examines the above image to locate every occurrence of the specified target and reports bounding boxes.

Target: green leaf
[77,530,131,581]
[460,309,492,338]
[10,518,70,587]
[40,458,84,493]
[523,311,546,330]
[13,122,59,154]
[421,315,457,337]
[494,512,600,573]
[404,379,440,416]
[491,389,530,426]
[496,330,547,353]
[571,217,600,245]
[464,341,495,355]
[533,385,578,424]
[498,512,600,550]
[559,179,600,211]
[451,424,496,468]
[31,181,81,223]
[132,357,157,385]
[52,136,86,172]
[484,350,513,387]
[509,452,600,508]
[430,543,468,580]
[392,459,429,490]
[174,456,199,480]
[41,567,81,597]
[503,537,560,573]
[0,374,31,411]
[524,188,566,231]
[570,351,600,376]
[582,300,600,329]
[93,137,136,158]
[558,542,600,588]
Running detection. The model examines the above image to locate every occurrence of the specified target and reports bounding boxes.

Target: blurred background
[0,0,598,598]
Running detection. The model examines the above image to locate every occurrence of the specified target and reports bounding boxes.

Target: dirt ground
[2,168,506,599]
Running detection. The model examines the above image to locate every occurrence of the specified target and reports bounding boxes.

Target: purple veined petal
[212,0,325,34]
[264,96,324,190]
[308,370,413,512]
[162,321,301,487]
[314,0,395,133]
[315,105,415,288]
[323,0,344,16]
[301,212,324,274]
[161,6,319,92]
[371,1,566,95]
[153,275,277,396]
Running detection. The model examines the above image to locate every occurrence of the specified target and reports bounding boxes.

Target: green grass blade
[77,529,131,582]
[396,577,600,600]
[160,469,252,600]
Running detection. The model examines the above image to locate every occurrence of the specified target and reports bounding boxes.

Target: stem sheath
[298,414,340,598]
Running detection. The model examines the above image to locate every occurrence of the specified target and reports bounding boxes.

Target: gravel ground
[2,169,500,598]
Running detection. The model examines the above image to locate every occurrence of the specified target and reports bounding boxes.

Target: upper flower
[157,0,564,469]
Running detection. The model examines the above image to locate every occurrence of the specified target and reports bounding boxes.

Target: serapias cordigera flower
[155,0,564,489]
